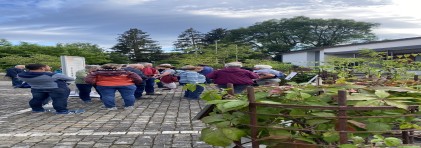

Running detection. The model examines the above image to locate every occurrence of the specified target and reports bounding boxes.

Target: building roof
[282,36,421,54]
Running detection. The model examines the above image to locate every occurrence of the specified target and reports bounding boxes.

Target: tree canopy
[224,16,379,55]
[111,28,163,63]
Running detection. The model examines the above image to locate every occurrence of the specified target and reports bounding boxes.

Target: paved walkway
[0,81,213,148]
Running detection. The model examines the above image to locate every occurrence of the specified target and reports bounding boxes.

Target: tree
[173,28,204,54]
[0,39,12,46]
[202,28,229,46]
[57,43,110,64]
[224,16,379,56]
[112,28,163,62]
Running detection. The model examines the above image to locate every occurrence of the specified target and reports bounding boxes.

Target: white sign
[60,56,86,79]
[285,72,298,80]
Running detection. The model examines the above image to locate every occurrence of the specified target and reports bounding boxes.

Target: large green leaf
[347,93,378,100]
[218,100,249,112]
[354,100,384,107]
[384,100,408,110]
[300,92,312,99]
[311,112,336,117]
[384,137,402,146]
[201,114,225,124]
[222,128,247,141]
[366,122,391,132]
[307,119,331,126]
[201,91,222,101]
[258,100,282,104]
[339,144,358,148]
[375,90,390,98]
[269,129,292,137]
[323,131,339,143]
[200,128,232,146]
[206,100,236,105]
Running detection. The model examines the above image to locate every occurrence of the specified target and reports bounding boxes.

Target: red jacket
[85,69,142,86]
[207,67,259,85]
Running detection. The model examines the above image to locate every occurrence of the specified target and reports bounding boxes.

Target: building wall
[282,52,308,66]
[307,51,316,67]
[324,38,421,53]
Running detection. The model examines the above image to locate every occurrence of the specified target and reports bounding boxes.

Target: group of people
[5,62,283,114]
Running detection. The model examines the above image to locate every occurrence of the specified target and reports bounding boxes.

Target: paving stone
[0,82,214,147]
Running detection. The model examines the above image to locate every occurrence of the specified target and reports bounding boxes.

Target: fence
[245,87,419,148]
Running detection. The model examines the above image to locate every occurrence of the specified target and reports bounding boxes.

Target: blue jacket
[179,71,206,84]
[17,72,74,89]
[6,68,25,78]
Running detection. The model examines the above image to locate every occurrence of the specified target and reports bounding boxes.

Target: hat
[254,65,272,69]
[159,64,173,68]
[180,65,196,70]
[225,62,242,67]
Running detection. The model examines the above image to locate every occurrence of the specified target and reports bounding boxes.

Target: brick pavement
[0,81,214,148]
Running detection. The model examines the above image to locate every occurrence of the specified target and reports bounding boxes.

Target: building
[281,37,421,67]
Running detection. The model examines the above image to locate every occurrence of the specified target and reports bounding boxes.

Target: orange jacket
[85,69,142,86]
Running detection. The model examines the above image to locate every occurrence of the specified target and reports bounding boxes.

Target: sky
[1,0,421,52]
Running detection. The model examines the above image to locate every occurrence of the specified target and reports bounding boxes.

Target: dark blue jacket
[18,72,74,89]
[6,68,25,78]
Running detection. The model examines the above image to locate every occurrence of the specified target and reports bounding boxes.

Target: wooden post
[227,83,243,147]
[338,90,348,144]
[247,86,259,148]
[414,75,419,81]
[227,83,235,95]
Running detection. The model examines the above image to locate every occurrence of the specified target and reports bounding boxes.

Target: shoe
[124,106,134,110]
[107,107,118,110]
[56,109,85,114]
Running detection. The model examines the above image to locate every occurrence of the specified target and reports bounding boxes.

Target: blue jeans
[30,88,70,113]
[217,84,249,94]
[76,84,93,101]
[180,83,205,99]
[135,83,146,98]
[96,85,136,108]
[145,78,155,94]
[11,77,23,87]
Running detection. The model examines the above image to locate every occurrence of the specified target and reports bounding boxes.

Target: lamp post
[215,40,218,64]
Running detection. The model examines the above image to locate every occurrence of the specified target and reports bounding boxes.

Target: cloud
[0,0,420,52]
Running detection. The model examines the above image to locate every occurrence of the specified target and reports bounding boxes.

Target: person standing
[197,64,214,84]
[142,63,159,95]
[157,64,178,90]
[85,64,142,110]
[179,65,206,99]
[254,65,284,86]
[75,65,100,103]
[17,64,79,114]
[207,62,259,94]
[124,64,148,99]
[5,65,25,88]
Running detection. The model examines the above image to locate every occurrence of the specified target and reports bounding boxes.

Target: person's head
[254,65,272,70]
[225,62,242,68]
[128,64,144,69]
[85,65,100,72]
[15,65,25,69]
[101,64,121,69]
[159,64,173,69]
[143,63,153,68]
[25,64,49,71]
[180,65,197,71]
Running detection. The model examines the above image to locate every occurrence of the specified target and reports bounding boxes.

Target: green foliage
[224,16,378,55]
[111,28,163,63]
[199,83,421,147]
[0,41,110,71]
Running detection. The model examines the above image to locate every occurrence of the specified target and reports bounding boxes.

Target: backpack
[142,67,155,76]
